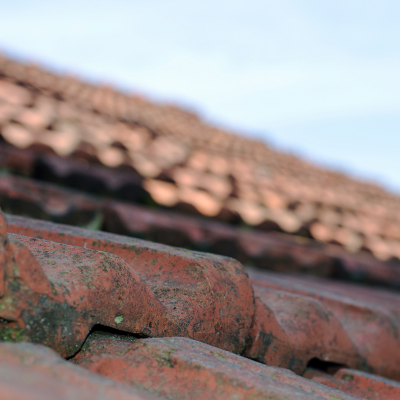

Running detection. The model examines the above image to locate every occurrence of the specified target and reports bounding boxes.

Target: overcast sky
[1,0,400,192]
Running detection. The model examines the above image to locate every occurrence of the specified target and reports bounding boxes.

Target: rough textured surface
[0,341,162,400]
[247,269,400,381]
[2,211,400,398]
[73,334,361,400]
[244,284,363,375]
[304,368,400,400]
[0,211,254,356]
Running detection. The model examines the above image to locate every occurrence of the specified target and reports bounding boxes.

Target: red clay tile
[73,335,359,400]
[248,269,400,380]
[177,186,222,216]
[3,171,399,288]
[16,96,55,131]
[244,284,363,375]
[143,179,179,206]
[2,123,35,149]
[0,342,161,400]
[1,211,254,356]
[0,101,19,124]
[304,367,400,400]
[0,80,31,105]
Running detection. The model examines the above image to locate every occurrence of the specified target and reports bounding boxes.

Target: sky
[1,0,400,192]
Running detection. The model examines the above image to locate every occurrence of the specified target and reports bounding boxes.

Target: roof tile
[249,269,400,380]
[305,367,400,400]
[0,342,160,400]
[1,211,254,356]
[73,335,360,400]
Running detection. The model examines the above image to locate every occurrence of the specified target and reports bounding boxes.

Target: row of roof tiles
[2,211,400,399]
[1,55,400,261]
[2,210,400,377]
[2,171,400,289]
[2,143,400,264]
[4,337,400,400]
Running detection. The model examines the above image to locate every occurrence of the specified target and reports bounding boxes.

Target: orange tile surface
[0,342,161,400]
[73,335,360,400]
[247,270,400,380]
[304,367,400,400]
[0,211,253,356]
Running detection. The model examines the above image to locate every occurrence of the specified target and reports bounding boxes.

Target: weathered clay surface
[304,367,400,400]
[73,334,361,400]
[0,211,254,356]
[0,342,162,400]
[244,284,364,375]
[249,269,400,381]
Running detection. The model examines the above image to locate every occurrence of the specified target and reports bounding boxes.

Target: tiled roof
[3,175,400,289]
[2,211,400,399]
[1,53,400,399]
[2,54,400,261]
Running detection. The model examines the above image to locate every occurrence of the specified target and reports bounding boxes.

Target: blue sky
[1,0,400,191]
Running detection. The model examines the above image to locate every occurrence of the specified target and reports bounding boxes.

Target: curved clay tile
[318,207,342,227]
[0,80,31,105]
[268,209,302,233]
[1,123,35,149]
[294,202,316,223]
[17,96,56,130]
[172,167,199,187]
[178,187,222,217]
[309,221,334,243]
[186,150,209,171]
[227,199,266,226]
[147,137,188,169]
[130,154,161,178]
[208,155,230,176]
[201,174,232,200]
[364,236,392,261]
[97,147,125,168]
[341,211,361,232]
[144,179,178,207]
[260,189,286,210]
[0,101,18,124]
[37,129,80,157]
[333,227,363,253]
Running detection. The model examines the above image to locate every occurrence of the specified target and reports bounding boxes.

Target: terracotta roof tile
[71,336,359,400]
[305,367,400,400]
[3,169,400,288]
[245,284,362,375]
[0,342,160,400]
[0,79,31,105]
[1,211,253,356]
[2,208,400,398]
[248,269,400,380]
[144,179,178,206]
[2,123,35,149]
